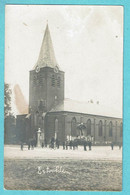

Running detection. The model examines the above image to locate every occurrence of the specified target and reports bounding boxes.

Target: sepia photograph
[4,5,123,191]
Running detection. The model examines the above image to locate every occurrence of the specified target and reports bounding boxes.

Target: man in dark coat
[28,139,31,150]
[20,141,24,151]
[56,138,59,149]
[83,140,87,151]
[44,138,47,147]
[111,142,114,150]
[63,141,65,150]
[65,139,68,150]
[51,137,55,149]
[69,140,72,149]
[88,141,92,150]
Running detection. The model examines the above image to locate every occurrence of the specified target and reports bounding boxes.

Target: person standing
[83,140,87,151]
[111,142,114,150]
[42,141,44,148]
[21,141,24,151]
[72,141,75,150]
[63,141,65,150]
[44,138,47,147]
[65,139,68,150]
[28,139,31,150]
[56,138,59,149]
[119,142,122,150]
[88,141,92,150]
[51,137,55,149]
[69,140,72,149]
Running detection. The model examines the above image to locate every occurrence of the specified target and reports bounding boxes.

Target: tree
[4,83,12,118]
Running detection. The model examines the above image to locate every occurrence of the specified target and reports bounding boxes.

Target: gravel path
[4,145,122,161]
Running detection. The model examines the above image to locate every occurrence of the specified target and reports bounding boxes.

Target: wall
[46,111,122,145]
[45,112,65,144]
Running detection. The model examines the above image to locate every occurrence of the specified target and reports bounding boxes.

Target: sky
[5,5,123,117]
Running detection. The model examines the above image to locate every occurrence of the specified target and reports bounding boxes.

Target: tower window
[57,77,61,87]
[33,75,36,85]
[51,75,55,87]
[38,74,43,85]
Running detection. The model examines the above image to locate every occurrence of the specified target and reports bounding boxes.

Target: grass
[4,159,122,191]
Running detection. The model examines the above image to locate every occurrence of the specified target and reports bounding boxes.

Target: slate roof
[49,98,122,119]
[34,24,59,70]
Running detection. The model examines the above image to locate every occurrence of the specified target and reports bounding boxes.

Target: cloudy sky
[5,5,123,116]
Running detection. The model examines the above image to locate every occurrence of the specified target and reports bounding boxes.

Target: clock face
[35,65,40,73]
[54,65,59,73]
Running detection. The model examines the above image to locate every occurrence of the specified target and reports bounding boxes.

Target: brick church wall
[45,111,122,145]
[45,112,65,144]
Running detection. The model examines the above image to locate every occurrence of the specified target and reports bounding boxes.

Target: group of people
[20,137,93,151]
[111,142,122,150]
[27,138,36,150]
[20,137,122,151]
[49,137,60,149]
[20,137,36,150]
[43,137,92,151]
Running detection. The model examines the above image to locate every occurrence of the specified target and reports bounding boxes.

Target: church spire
[34,24,59,69]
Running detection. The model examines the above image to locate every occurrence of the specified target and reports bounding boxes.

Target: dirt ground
[4,145,122,160]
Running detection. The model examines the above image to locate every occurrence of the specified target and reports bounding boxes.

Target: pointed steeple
[34,24,59,69]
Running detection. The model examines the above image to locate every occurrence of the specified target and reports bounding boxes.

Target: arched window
[98,120,102,136]
[109,121,113,137]
[57,77,61,87]
[55,119,58,139]
[51,75,55,87]
[71,117,77,137]
[38,99,45,111]
[120,123,122,137]
[87,119,91,136]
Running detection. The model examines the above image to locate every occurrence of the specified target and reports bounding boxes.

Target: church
[16,24,122,145]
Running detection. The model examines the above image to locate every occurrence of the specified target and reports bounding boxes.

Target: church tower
[29,24,64,114]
